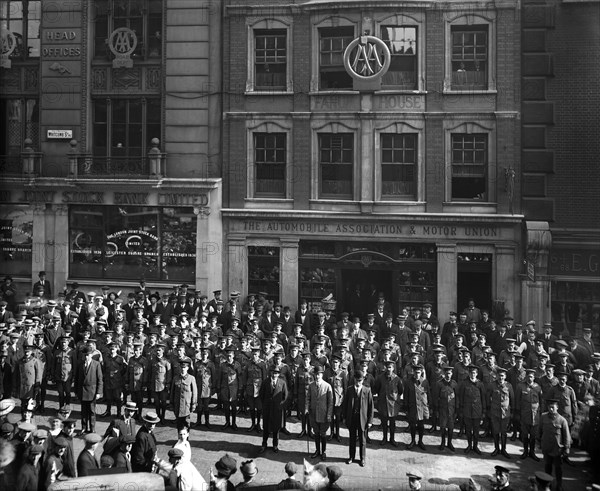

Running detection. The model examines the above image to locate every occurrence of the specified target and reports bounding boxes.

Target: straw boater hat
[143,411,160,424]
[0,398,17,417]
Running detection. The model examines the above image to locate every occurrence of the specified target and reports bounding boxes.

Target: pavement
[22,389,593,490]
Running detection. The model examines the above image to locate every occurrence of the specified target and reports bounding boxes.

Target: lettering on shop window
[158,193,208,207]
[62,191,105,204]
[19,191,55,203]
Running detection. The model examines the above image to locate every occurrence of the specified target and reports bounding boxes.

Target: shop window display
[0,206,33,276]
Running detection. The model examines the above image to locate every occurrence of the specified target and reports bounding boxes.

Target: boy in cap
[77,432,102,476]
[167,446,206,490]
[275,461,302,490]
[210,454,237,491]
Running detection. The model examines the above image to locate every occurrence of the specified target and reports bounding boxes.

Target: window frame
[312,122,358,201]
[444,13,497,93]
[444,121,496,203]
[92,97,162,159]
[0,0,41,60]
[375,13,424,92]
[0,97,39,155]
[246,120,292,201]
[246,18,293,93]
[93,0,163,62]
[375,121,424,202]
[310,17,356,93]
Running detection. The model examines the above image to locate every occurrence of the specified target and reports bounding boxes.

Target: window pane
[161,207,195,282]
[254,132,286,197]
[0,206,33,276]
[255,29,286,89]
[451,26,488,90]
[319,133,353,197]
[381,26,417,89]
[451,134,487,200]
[319,26,354,90]
[381,134,417,199]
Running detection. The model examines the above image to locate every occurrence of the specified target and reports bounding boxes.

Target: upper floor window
[254,29,287,90]
[451,134,487,200]
[93,98,161,159]
[451,25,488,90]
[254,132,286,198]
[0,1,40,59]
[94,0,162,61]
[381,134,417,200]
[319,133,353,198]
[381,26,417,90]
[0,98,39,156]
[319,26,353,90]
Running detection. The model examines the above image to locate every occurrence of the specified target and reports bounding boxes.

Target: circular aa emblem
[108,27,138,57]
[1,27,17,56]
[343,35,391,81]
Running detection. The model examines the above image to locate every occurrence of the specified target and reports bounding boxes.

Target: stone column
[280,238,300,308]
[226,235,247,301]
[359,94,374,213]
[437,243,457,317]
[31,204,47,289]
[495,244,519,319]
[521,221,552,330]
[52,204,70,295]
[195,184,223,295]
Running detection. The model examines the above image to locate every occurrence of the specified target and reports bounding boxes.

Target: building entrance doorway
[457,271,492,315]
[341,269,393,320]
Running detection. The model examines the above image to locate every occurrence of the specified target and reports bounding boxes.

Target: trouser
[544,454,563,486]
[38,379,48,408]
[348,413,366,461]
[223,401,237,425]
[312,420,328,454]
[521,422,538,452]
[464,417,481,447]
[381,416,397,441]
[176,416,189,429]
[409,420,425,442]
[330,406,342,437]
[262,422,280,448]
[104,388,122,415]
[130,390,144,414]
[81,400,97,431]
[153,390,168,420]
[248,396,261,426]
[56,379,72,407]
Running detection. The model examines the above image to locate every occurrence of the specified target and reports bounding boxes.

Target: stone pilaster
[437,243,457,316]
[280,238,300,308]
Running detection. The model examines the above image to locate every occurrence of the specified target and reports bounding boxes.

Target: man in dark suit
[294,300,313,339]
[76,432,101,476]
[537,323,558,353]
[259,365,289,454]
[75,346,104,434]
[341,370,374,467]
[32,271,52,299]
[132,411,160,472]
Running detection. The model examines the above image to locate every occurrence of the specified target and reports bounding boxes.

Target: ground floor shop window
[0,205,33,276]
[248,246,280,303]
[551,280,600,337]
[69,205,195,281]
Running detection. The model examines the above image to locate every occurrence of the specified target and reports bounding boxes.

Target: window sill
[375,90,426,95]
[443,89,498,95]
[245,198,293,202]
[310,199,356,204]
[245,91,293,96]
[309,91,360,96]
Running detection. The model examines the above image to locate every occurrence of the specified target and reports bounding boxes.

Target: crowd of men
[0,272,598,490]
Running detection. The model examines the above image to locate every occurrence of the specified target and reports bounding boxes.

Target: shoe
[336,435,342,442]
[407,441,416,450]
[345,459,353,465]
[297,431,306,439]
[310,451,320,459]
[205,422,211,430]
[273,447,279,453]
[366,436,372,444]
[99,411,110,418]
[379,438,387,447]
[256,425,262,433]
[491,448,500,457]
[281,428,291,436]
[563,456,574,466]
[328,434,333,441]
[447,443,456,452]
[359,460,365,467]
[321,453,327,462]
[501,450,511,459]
[417,441,427,451]
[222,422,230,430]
[309,431,316,439]
[231,424,239,431]
[464,445,472,454]
[473,446,482,455]
[390,440,399,447]
[258,446,267,454]
[510,433,517,441]
[439,443,445,451]
[529,452,540,462]
[429,426,436,433]
[247,424,256,433]
[194,421,203,428]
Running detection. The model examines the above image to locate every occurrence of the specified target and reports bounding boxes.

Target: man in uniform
[126,343,148,417]
[434,364,458,452]
[259,366,289,454]
[306,364,333,461]
[538,398,570,490]
[492,465,513,491]
[488,367,514,458]
[325,354,347,442]
[75,346,103,434]
[53,336,75,409]
[458,364,485,454]
[342,370,373,467]
[242,346,267,433]
[13,344,42,411]
[219,346,242,430]
[194,347,216,428]
[101,342,127,418]
[171,358,197,429]
[149,344,172,421]
[373,360,403,447]
[404,364,431,451]
[295,351,315,438]
[516,369,542,461]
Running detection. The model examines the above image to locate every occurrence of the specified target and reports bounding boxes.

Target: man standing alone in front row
[342,370,374,467]
[306,364,333,461]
